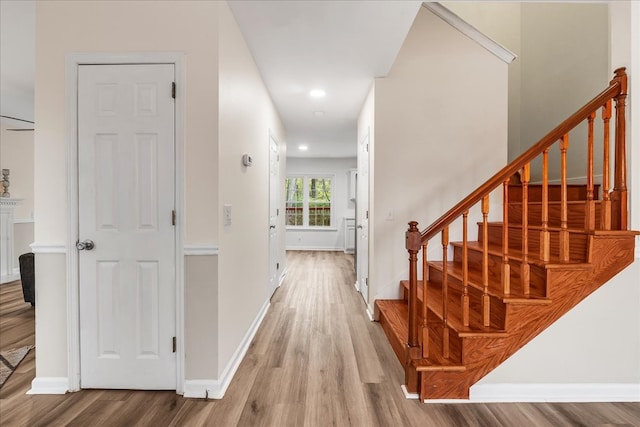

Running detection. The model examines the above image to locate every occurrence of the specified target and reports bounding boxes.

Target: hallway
[0,251,638,425]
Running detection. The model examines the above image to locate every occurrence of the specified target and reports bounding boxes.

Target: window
[285,175,333,228]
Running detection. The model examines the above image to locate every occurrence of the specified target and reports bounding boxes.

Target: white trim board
[184,244,219,256]
[466,383,640,403]
[422,2,516,64]
[30,242,66,254]
[414,383,640,403]
[285,246,345,251]
[65,52,186,394]
[27,377,69,395]
[183,298,270,399]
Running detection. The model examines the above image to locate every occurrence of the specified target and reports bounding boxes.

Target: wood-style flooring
[0,251,639,426]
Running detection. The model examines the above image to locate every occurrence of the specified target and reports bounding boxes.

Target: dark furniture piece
[19,252,35,306]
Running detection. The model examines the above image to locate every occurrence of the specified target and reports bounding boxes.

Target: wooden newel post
[405,221,422,393]
[612,67,628,230]
[406,221,421,352]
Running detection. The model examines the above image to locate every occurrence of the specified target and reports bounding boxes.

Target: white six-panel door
[78,64,176,389]
[268,136,279,297]
[357,132,370,304]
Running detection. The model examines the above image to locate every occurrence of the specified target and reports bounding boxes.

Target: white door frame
[268,131,280,297]
[65,52,185,393]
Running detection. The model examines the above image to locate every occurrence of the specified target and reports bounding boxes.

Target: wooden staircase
[375,68,638,401]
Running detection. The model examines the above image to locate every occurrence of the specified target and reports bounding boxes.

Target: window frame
[285,174,335,230]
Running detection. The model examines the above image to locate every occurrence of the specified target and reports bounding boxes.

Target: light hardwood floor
[0,251,638,426]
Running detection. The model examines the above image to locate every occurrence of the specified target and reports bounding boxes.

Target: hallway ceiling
[228,1,421,158]
[0,1,422,155]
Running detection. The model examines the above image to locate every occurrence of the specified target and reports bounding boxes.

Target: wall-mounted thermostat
[242,154,253,167]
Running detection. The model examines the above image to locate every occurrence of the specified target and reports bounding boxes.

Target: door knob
[270,225,276,229]
[76,239,95,251]
[357,225,364,229]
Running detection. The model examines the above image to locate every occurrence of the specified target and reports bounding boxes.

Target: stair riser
[428,268,506,330]
[508,202,602,229]
[508,184,599,202]
[452,245,548,297]
[482,224,589,262]
[427,310,463,365]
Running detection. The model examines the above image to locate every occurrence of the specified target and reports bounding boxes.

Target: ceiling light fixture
[313,111,325,117]
[309,89,326,98]
[298,145,309,151]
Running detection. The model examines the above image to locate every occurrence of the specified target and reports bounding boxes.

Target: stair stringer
[419,232,637,400]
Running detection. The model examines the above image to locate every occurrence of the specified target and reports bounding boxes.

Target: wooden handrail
[420,68,627,244]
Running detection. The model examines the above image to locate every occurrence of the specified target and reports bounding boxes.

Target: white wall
[217,1,286,379]
[285,157,356,251]
[365,7,509,305]
[442,2,522,162]
[35,0,220,385]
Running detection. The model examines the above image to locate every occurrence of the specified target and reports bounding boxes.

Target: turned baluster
[540,149,550,262]
[405,222,421,357]
[585,112,596,230]
[559,135,570,262]
[481,195,491,327]
[441,226,450,358]
[520,164,530,295]
[502,180,511,295]
[422,242,429,358]
[462,211,470,327]
[601,100,612,230]
[612,68,628,230]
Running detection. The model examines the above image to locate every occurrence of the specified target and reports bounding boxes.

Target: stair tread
[485,221,593,234]
[376,298,475,369]
[400,280,509,336]
[508,200,601,205]
[450,240,589,268]
[411,358,466,372]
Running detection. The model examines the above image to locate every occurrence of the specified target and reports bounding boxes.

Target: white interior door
[78,64,176,389]
[356,132,370,304]
[268,136,279,297]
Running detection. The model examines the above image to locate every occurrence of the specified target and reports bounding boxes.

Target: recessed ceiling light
[313,111,325,117]
[309,89,326,98]
[298,145,309,151]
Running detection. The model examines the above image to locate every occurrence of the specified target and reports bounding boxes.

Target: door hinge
[276,208,279,216]
[366,210,369,219]
[172,210,176,226]
[276,262,280,270]
[171,82,176,99]
[366,143,369,152]
[172,336,177,353]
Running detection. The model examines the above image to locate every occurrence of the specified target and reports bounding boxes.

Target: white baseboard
[285,246,343,251]
[0,271,20,284]
[401,384,419,400]
[366,306,375,322]
[278,268,287,287]
[467,383,640,403]
[27,377,69,395]
[183,298,271,399]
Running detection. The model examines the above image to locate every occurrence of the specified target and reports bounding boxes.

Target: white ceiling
[0,0,421,152]
[228,1,421,158]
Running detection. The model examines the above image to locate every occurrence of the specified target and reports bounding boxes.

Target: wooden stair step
[508,184,599,202]
[401,280,509,336]
[451,240,587,268]
[411,358,466,372]
[425,261,551,305]
[375,299,408,364]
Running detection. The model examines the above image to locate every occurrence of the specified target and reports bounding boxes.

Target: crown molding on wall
[422,2,517,64]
